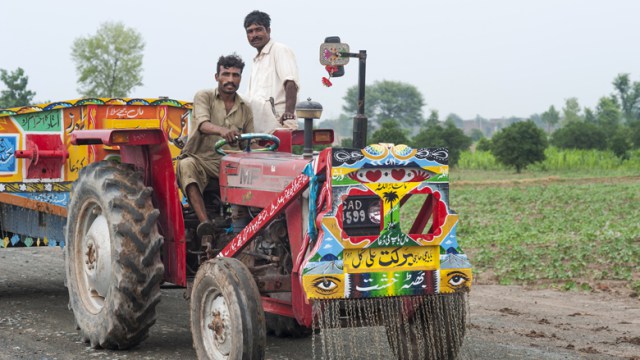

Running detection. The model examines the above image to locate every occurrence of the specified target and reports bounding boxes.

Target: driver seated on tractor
[176,54,254,237]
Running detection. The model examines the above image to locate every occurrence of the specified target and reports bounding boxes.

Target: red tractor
[1,96,471,359]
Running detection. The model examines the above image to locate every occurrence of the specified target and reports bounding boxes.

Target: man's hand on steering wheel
[220,128,241,145]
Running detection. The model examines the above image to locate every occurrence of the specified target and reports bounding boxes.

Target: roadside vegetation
[431,149,639,294]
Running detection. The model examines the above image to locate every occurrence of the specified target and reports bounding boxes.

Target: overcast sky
[3,0,639,121]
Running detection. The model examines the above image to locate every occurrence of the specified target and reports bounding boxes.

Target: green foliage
[445,113,464,128]
[0,68,36,108]
[541,105,560,133]
[426,109,439,127]
[369,119,409,145]
[458,150,500,170]
[595,96,621,129]
[470,128,485,142]
[608,126,632,159]
[629,119,640,148]
[562,97,582,124]
[475,137,492,152]
[459,179,640,288]
[584,107,597,124]
[412,120,472,166]
[400,171,640,289]
[401,169,640,292]
[459,147,640,173]
[71,21,144,97]
[342,80,425,130]
[612,73,640,122]
[551,121,607,150]
[491,120,548,173]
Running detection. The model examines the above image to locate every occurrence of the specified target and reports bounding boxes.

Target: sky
[2,0,640,121]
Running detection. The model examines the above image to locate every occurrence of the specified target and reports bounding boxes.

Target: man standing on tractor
[176,54,254,237]
[244,10,300,134]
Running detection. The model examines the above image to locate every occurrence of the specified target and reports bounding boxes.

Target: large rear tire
[385,293,467,360]
[190,258,266,360]
[65,161,164,349]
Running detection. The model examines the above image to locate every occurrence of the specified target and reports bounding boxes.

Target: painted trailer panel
[0,98,191,248]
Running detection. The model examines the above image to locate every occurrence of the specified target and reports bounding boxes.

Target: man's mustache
[224,82,236,88]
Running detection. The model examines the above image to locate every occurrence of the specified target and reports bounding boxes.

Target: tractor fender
[71,128,186,286]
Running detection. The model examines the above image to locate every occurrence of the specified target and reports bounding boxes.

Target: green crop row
[458,147,640,173]
[401,172,640,292]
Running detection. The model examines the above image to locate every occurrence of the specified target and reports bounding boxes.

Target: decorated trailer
[0,98,189,248]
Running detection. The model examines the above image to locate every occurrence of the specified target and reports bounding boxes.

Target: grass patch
[402,169,640,291]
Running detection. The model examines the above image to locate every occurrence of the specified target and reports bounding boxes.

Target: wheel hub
[203,294,232,357]
[80,209,112,312]
[209,310,226,340]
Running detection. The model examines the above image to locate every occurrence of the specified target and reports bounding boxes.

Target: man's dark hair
[216,54,245,74]
[244,10,270,29]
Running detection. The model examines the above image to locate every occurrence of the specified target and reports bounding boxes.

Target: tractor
[0,92,472,359]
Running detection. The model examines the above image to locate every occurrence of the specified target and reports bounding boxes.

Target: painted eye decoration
[448,273,469,287]
[312,276,341,295]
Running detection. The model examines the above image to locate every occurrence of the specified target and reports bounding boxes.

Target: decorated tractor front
[301,144,472,359]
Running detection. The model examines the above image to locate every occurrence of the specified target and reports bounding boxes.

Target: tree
[0,68,36,108]
[491,121,548,173]
[445,113,464,128]
[370,119,409,145]
[470,128,485,142]
[628,119,640,149]
[342,80,425,130]
[540,105,560,134]
[562,97,582,124]
[71,21,144,97]
[595,96,621,130]
[412,120,472,166]
[476,137,492,152]
[612,73,640,122]
[426,109,439,127]
[550,121,607,150]
[584,107,597,124]
[608,127,632,159]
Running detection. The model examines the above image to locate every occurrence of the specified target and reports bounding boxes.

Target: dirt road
[1,248,638,359]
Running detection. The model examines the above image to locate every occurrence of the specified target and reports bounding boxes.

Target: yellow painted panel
[343,246,439,274]
[103,118,160,129]
[439,268,472,293]
[302,274,345,299]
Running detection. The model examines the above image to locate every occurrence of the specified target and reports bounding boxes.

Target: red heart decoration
[364,170,382,182]
[391,169,405,181]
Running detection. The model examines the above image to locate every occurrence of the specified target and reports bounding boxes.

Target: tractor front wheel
[190,258,266,359]
[65,161,164,349]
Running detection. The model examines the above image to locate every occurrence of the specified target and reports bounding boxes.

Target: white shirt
[247,40,300,134]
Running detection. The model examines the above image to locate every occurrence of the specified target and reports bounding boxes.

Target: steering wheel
[214,133,280,155]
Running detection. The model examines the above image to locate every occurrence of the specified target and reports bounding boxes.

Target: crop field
[406,149,640,294]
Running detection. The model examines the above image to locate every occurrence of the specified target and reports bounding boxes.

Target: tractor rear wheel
[190,258,266,359]
[65,161,164,349]
[385,293,467,360]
